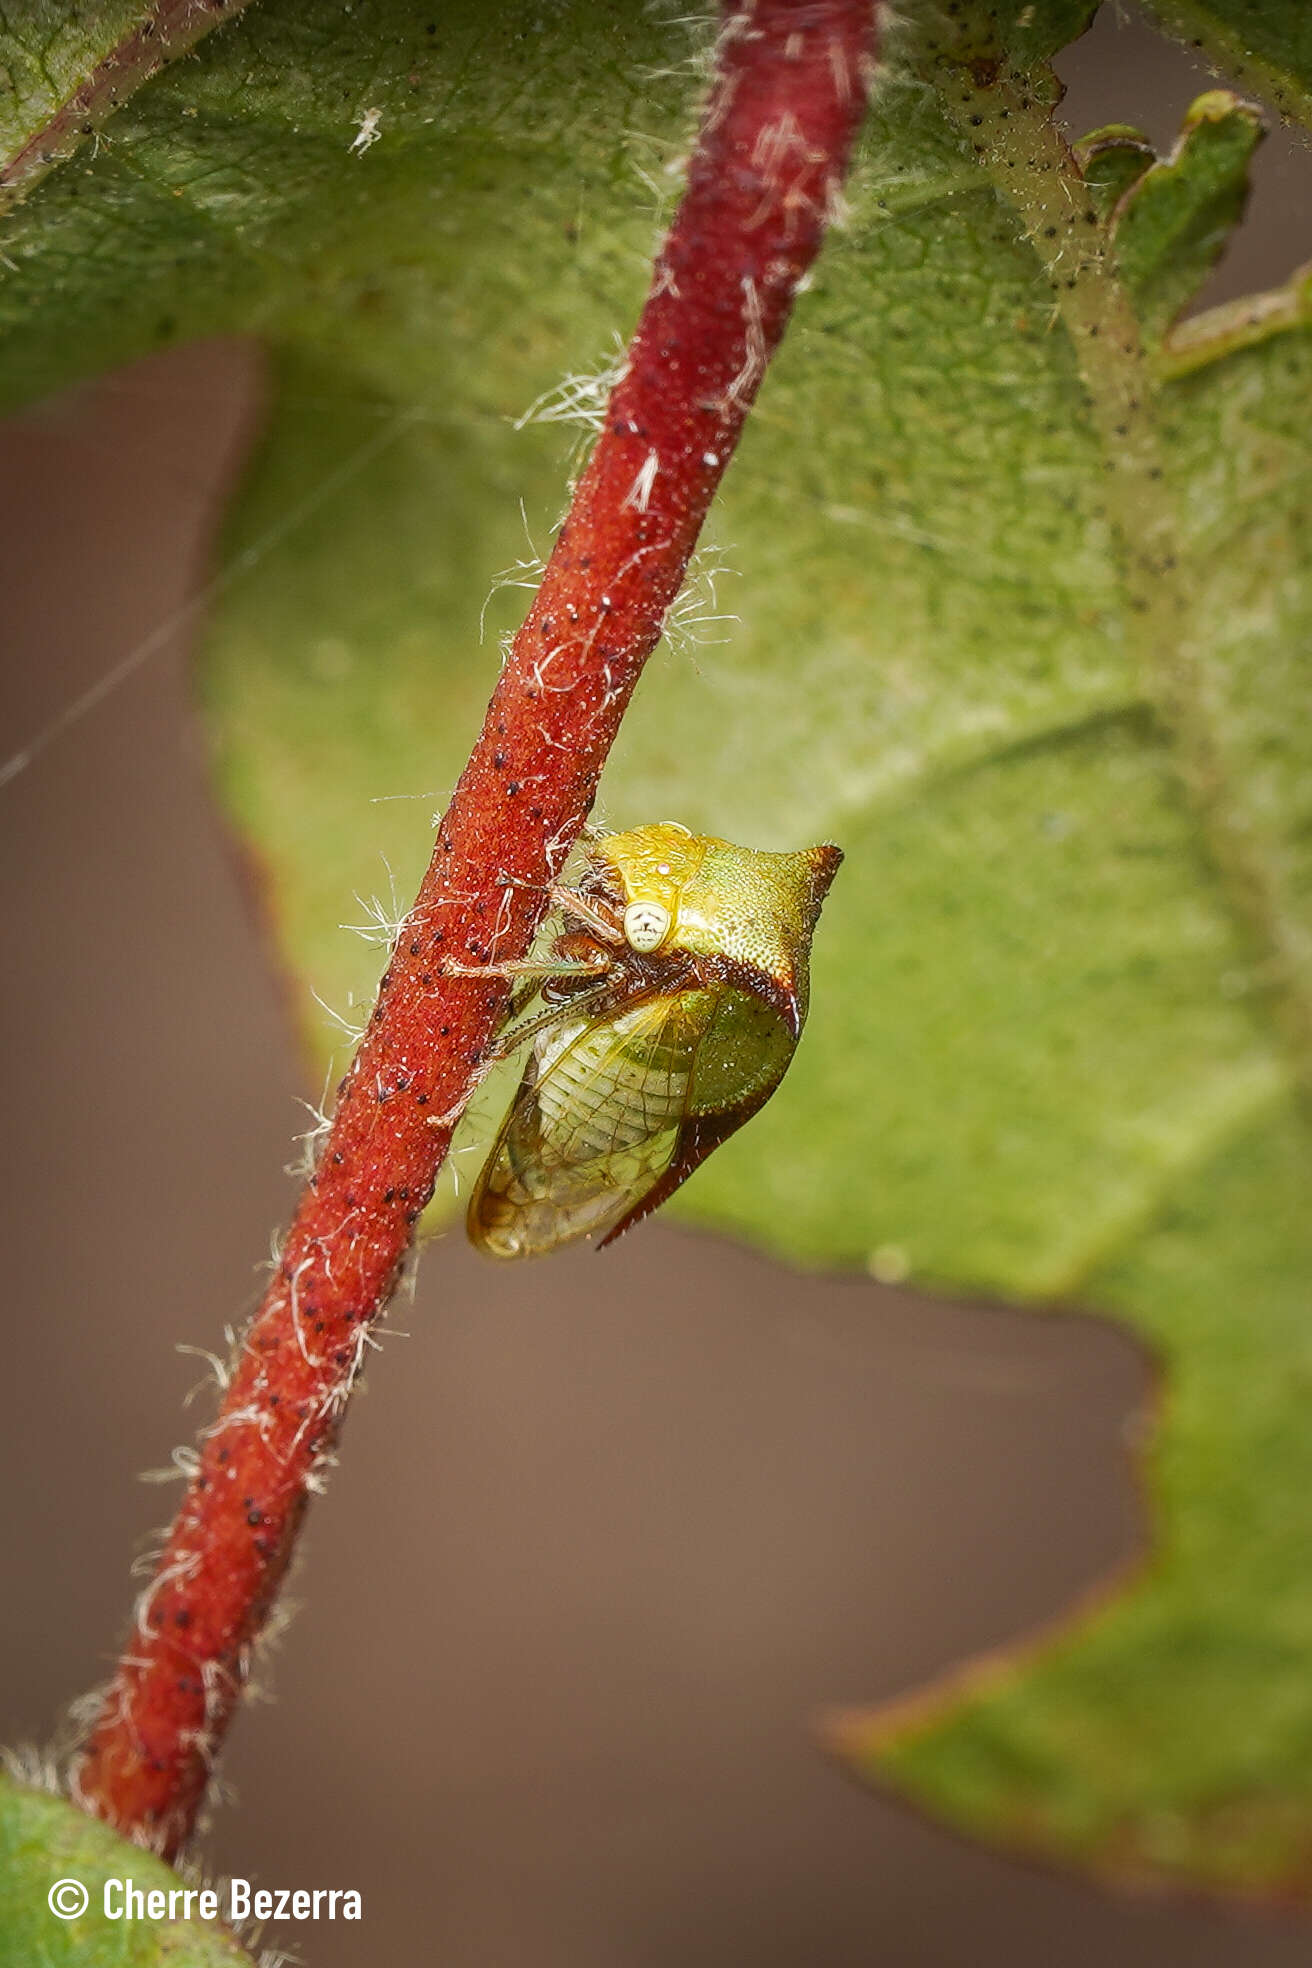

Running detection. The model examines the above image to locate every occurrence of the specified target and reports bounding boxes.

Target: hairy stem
[71,0,877,1859]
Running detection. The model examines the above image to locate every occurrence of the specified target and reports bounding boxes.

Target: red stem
[72,0,876,1858]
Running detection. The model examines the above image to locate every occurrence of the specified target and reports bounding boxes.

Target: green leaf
[1111,91,1264,339]
[1159,256,1312,374]
[982,0,1099,65]
[1144,0,1312,130]
[0,1773,255,1966]
[5,0,1312,1909]
[840,1101,1312,1895]
[0,3,146,169]
[1073,124,1156,216]
[0,2,253,220]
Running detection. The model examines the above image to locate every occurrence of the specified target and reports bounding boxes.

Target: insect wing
[598,985,797,1246]
[468,990,717,1259]
[469,984,798,1258]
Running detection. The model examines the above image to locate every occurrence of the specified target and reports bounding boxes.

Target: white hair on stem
[138,1444,204,1487]
[286,1065,337,1180]
[512,333,629,435]
[338,853,406,947]
[480,524,549,642]
[176,1340,233,1404]
[661,543,740,660]
[309,988,366,1047]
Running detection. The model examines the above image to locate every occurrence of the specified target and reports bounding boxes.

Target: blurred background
[2,7,1310,1962]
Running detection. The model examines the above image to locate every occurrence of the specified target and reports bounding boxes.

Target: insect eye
[623,900,672,953]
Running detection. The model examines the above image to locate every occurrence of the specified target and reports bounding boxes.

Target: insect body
[464,823,842,1259]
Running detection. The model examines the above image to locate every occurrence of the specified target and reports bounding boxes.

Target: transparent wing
[468,989,719,1259]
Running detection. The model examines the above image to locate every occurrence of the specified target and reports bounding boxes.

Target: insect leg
[439,954,611,982]
[549,886,625,942]
[498,964,585,1026]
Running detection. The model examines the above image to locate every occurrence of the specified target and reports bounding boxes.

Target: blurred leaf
[0,1773,254,1965]
[4,0,1312,1909]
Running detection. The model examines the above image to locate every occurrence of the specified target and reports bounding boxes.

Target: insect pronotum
[447,823,842,1259]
